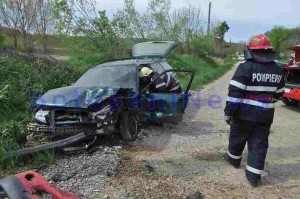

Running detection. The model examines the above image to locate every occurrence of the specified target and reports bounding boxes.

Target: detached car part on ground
[281,45,300,106]
[0,171,79,199]
[16,41,195,155]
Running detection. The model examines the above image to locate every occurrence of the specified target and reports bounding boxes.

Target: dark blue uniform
[224,59,285,183]
[150,72,182,93]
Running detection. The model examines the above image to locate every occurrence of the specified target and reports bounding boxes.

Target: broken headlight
[34,110,49,124]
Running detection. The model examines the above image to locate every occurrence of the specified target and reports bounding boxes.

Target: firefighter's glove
[225,115,234,126]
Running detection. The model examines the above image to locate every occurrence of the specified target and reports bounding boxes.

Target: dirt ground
[103,63,300,199]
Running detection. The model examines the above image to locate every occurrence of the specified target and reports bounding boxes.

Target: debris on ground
[41,146,121,198]
[0,170,79,199]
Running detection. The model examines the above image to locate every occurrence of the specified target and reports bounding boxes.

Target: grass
[0,54,85,169]
[168,54,235,90]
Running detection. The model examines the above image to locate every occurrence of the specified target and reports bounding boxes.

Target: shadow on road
[279,104,300,113]
[266,146,300,184]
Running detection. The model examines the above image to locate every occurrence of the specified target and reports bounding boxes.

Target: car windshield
[75,65,138,91]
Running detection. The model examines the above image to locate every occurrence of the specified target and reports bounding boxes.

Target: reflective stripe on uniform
[166,74,171,87]
[227,96,275,109]
[170,84,180,91]
[246,165,263,175]
[246,86,277,92]
[230,80,247,90]
[230,80,280,92]
[155,82,166,88]
[276,87,285,93]
[227,151,242,160]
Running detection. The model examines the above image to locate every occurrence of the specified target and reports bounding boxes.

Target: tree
[113,0,151,39]
[36,0,55,52]
[0,0,38,50]
[53,0,117,55]
[0,0,21,49]
[113,0,207,53]
[265,26,294,53]
[214,21,230,41]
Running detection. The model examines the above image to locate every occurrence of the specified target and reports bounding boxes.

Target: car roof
[96,58,163,68]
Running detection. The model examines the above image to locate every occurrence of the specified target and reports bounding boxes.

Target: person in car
[139,67,182,93]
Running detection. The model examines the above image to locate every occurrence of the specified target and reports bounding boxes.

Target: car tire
[282,97,299,106]
[120,111,139,142]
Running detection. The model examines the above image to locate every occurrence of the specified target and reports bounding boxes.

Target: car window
[132,41,177,59]
[150,62,164,74]
[159,61,176,77]
[159,61,172,70]
[75,65,138,91]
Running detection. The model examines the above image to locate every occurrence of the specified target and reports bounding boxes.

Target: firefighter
[224,34,285,187]
[139,67,182,93]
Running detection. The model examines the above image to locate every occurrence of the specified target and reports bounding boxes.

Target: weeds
[33,150,55,167]
[168,54,234,90]
[0,55,83,169]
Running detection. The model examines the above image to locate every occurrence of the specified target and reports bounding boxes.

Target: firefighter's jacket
[150,72,182,93]
[224,59,285,124]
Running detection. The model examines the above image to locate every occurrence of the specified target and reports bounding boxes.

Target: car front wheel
[282,97,299,106]
[120,111,139,142]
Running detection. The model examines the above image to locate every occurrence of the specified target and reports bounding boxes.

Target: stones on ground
[41,146,121,198]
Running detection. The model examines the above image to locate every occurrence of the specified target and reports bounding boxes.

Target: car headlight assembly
[34,110,49,124]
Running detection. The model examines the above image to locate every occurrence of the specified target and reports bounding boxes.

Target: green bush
[190,35,214,56]
[0,121,24,168]
[0,55,85,168]
[0,34,13,48]
[68,52,106,68]
[0,34,4,46]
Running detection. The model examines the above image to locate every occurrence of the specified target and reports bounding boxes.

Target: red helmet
[247,34,273,50]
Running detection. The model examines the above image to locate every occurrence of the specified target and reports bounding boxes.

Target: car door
[140,69,195,124]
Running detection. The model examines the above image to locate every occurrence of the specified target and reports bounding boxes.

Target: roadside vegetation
[0,0,236,170]
[266,26,300,60]
[168,55,235,89]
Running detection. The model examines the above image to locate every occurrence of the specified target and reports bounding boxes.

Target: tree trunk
[22,32,27,50]
[42,33,47,52]
[13,35,18,49]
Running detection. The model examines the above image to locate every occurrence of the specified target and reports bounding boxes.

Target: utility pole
[207,2,212,35]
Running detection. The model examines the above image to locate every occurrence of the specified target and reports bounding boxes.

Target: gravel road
[41,62,300,198]
[103,63,300,198]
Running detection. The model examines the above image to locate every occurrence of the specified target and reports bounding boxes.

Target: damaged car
[26,41,195,146]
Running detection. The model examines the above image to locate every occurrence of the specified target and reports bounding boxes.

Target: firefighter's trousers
[227,119,271,183]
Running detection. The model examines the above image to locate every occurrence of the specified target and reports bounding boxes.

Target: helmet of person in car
[139,67,154,78]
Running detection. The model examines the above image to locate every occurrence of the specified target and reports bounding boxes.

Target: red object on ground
[15,171,79,199]
[247,34,273,50]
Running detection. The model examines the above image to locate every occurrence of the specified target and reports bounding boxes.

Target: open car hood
[36,86,120,109]
[132,41,177,59]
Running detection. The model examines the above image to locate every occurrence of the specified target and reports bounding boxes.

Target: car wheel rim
[128,114,138,138]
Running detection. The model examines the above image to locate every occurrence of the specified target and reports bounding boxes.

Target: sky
[96,0,300,42]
